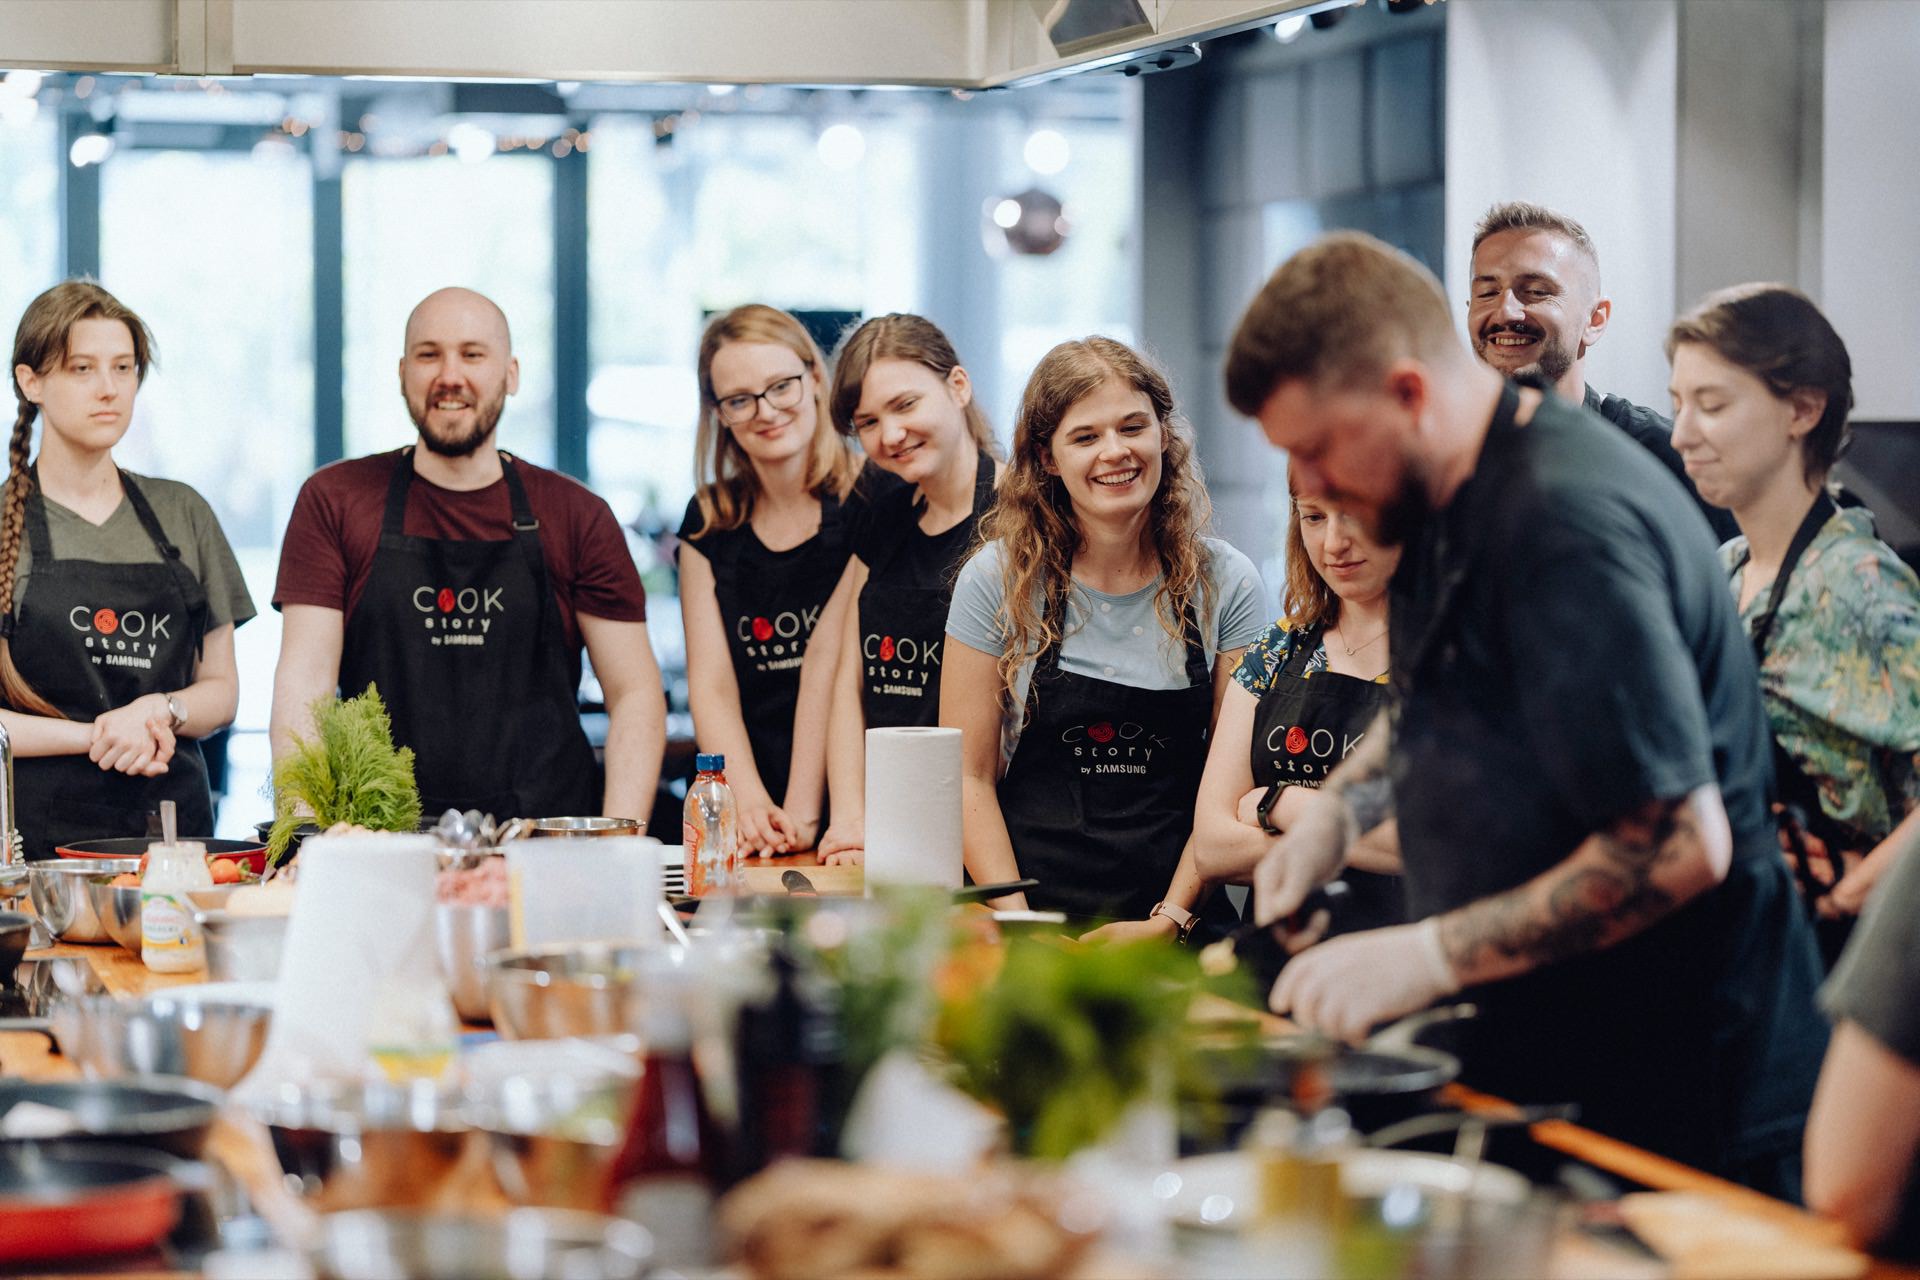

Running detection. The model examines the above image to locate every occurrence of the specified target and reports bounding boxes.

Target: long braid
[0,394,61,718]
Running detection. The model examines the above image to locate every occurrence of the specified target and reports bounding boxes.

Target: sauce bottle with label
[141,841,212,973]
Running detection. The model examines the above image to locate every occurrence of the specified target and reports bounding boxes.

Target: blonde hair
[6,281,156,718]
[1280,467,1337,633]
[691,304,858,535]
[980,337,1215,697]
[827,313,999,458]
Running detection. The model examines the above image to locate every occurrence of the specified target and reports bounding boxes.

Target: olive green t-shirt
[3,473,257,631]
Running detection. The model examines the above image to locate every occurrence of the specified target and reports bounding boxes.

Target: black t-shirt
[1388,383,1827,1181]
[1583,384,1741,544]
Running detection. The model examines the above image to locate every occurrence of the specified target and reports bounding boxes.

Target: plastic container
[682,755,737,898]
[141,841,212,973]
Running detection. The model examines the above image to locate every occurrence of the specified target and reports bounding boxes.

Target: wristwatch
[1255,781,1286,835]
[1149,900,1198,944]
[165,695,188,732]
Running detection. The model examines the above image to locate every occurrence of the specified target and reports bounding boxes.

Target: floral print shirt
[1232,617,1390,697]
[1724,506,1920,846]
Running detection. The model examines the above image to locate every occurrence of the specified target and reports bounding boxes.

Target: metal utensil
[83,881,144,955]
[485,944,668,1041]
[160,799,177,849]
[196,909,288,982]
[1198,881,1352,979]
[433,902,511,1023]
[526,817,646,839]
[657,900,693,949]
[0,1077,222,1157]
[780,869,817,896]
[0,1141,186,1266]
[953,878,1039,903]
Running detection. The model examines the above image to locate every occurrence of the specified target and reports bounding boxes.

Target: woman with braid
[4,282,253,858]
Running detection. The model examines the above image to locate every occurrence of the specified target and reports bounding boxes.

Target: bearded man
[269,287,664,820]
[1468,202,1736,541]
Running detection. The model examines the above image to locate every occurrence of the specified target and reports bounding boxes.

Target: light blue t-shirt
[946,537,1268,766]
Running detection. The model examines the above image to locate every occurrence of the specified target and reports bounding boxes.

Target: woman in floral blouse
[1668,283,1920,936]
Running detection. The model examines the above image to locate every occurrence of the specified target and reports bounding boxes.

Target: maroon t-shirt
[272,450,646,649]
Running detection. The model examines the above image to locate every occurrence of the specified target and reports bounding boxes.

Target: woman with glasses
[814,314,1001,862]
[678,305,862,854]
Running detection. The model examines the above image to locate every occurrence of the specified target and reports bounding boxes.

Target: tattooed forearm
[1436,788,1724,988]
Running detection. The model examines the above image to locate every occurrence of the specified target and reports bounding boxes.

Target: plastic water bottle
[683,754,738,897]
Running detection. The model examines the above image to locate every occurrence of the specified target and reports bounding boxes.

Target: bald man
[269,288,666,822]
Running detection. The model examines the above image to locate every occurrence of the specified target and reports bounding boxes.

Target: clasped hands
[1254,788,1458,1043]
[89,693,176,776]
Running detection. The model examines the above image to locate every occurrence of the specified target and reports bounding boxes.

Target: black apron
[1249,623,1404,935]
[9,471,213,860]
[1744,491,1855,963]
[997,601,1235,930]
[856,451,994,729]
[337,451,596,820]
[701,496,851,807]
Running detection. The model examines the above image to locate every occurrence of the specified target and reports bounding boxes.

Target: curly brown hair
[979,337,1215,698]
[689,304,859,536]
[5,281,156,719]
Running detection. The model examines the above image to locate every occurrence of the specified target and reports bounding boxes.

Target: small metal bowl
[433,902,511,1024]
[252,1080,474,1213]
[0,910,31,986]
[526,817,646,839]
[196,909,289,983]
[484,944,673,1042]
[28,859,143,945]
[315,1209,652,1280]
[50,992,272,1089]
[0,1077,222,1158]
[82,881,145,955]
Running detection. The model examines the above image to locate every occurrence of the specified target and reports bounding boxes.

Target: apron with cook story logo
[1250,622,1404,935]
[10,470,212,860]
[856,450,995,729]
[704,494,850,807]
[997,604,1237,931]
[338,451,596,821]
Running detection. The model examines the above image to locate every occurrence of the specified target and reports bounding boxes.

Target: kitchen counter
[6,875,1916,1280]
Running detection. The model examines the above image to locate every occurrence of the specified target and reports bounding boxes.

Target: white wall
[1823,0,1920,420]
[1444,0,1679,409]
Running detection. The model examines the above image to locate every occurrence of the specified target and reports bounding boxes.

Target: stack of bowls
[50,991,273,1089]
[433,900,511,1024]
[27,859,142,945]
[194,909,289,982]
[252,1080,473,1213]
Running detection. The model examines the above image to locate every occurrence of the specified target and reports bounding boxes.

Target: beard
[1476,324,1575,388]
[1362,453,1439,549]
[409,386,507,458]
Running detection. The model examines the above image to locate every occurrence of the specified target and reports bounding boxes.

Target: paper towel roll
[234,834,438,1101]
[505,835,662,948]
[864,726,964,890]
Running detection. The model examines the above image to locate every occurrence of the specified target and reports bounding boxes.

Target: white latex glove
[1252,788,1353,925]
[1269,918,1460,1044]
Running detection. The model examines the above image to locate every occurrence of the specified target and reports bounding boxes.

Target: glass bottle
[141,840,212,973]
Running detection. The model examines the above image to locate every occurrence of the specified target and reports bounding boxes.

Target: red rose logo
[752,617,774,642]
[93,608,118,635]
[1088,722,1116,744]
[879,636,895,662]
[437,588,456,613]
[1285,726,1308,755]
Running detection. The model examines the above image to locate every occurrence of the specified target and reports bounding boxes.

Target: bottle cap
[695,753,725,773]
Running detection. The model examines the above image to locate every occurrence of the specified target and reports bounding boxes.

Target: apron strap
[1178,602,1210,687]
[120,471,212,663]
[1747,491,1838,660]
[1278,621,1325,681]
[971,448,996,514]
[380,449,416,540]
[381,449,556,636]
[21,465,53,565]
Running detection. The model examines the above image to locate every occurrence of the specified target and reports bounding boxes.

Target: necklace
[1333,623,1388,656]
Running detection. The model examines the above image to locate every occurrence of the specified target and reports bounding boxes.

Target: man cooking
[270,287,665,821]
[1225,233,1827,1197]
[1466,200,1738,542]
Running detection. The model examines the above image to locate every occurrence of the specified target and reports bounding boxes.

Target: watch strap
[1150,900,1198,943]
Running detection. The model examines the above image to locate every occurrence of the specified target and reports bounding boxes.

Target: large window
[0,113,60,362]
[100,148,315,736]
[342,154,557,466]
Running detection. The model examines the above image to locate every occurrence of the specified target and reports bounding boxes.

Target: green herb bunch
[938,935,1216,1161]
[267,684,422,863]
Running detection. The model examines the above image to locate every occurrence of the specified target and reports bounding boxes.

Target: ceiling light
[69,131,114,167]
[817,122,865,171]
[1272,14,1308,41]
[1023,128,1070,176]
[1,70,45,99]
[447,121,494,163]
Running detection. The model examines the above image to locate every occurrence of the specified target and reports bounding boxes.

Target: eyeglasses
[714,373,806,427]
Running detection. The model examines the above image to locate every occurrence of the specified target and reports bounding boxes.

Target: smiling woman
[937,336,1265,940]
